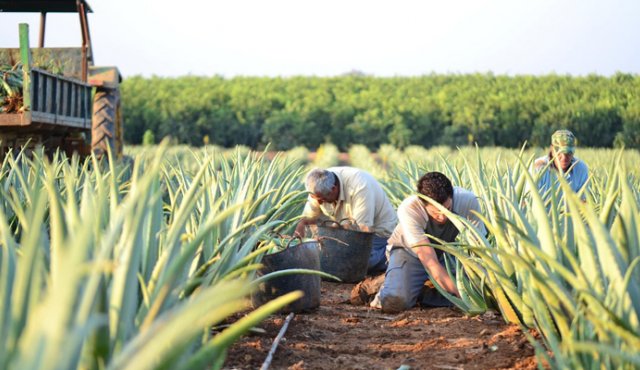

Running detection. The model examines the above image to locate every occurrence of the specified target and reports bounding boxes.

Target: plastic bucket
[251,241,321,313]
[316,222,374,283]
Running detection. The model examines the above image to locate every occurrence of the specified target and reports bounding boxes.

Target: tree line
[121,73,640,150]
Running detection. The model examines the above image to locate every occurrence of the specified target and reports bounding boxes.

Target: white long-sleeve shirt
[302,167,397,237]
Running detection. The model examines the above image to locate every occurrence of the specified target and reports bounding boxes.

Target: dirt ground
[223,282,540,370]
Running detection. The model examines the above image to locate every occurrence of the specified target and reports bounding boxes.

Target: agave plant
[375,144,640,368]
[348,144,385,178]
[392,148,640,369]
[0,144,312,370]
[1,63,24,113]
[312,143,340,169]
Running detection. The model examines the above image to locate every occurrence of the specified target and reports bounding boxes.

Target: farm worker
[295,167,398,275]
[530,129,589,199]
[353,171,486,313]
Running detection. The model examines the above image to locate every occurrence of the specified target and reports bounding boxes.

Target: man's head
[305,168,339,204]
[550,129,576,171]
[417,172,454,225]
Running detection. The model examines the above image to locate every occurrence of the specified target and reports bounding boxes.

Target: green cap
[551,129,576,154]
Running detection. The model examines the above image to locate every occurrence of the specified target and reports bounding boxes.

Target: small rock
[288,360,305,370]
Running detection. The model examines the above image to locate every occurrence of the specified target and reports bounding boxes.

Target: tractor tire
[91,88,120,157]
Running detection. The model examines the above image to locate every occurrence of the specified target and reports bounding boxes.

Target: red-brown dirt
[223,282,540,370]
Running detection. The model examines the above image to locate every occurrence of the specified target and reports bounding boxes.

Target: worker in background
[530,129,589,200]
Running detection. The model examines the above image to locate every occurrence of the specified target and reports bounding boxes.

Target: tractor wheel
[91,88,120,157]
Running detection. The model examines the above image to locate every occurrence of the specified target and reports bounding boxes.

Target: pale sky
[1,0,639,78]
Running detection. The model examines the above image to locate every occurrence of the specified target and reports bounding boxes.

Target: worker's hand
[341,221,354,230]
[451,286,461,298]
[294,220,308,238]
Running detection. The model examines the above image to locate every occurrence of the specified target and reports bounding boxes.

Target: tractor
[0,0,123,158]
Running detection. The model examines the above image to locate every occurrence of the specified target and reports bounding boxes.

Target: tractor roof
[0,0,92,13]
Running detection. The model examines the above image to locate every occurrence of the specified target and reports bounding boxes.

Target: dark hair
[417,172,453,203]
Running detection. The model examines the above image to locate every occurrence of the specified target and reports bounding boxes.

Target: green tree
[120,73,638,149]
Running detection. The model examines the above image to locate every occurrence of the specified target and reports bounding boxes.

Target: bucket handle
[309,225,349,248]
[265,232,304,250]
[284,235,304,249]
[285,234,345,251]
[269,232,339,248]
[319,218,360,230]
[316,235,349,247]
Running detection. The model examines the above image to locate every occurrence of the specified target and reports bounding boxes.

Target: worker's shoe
[350,274,385,305]
[369,292,382,309]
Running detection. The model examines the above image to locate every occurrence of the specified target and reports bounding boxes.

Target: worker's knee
[380,294,411,313]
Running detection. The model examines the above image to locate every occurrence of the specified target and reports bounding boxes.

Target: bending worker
[295,167,397,275]
[356,172,486,313]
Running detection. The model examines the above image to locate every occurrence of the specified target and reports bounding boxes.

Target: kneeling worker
[360,171,486,313]
[295,167,397,275]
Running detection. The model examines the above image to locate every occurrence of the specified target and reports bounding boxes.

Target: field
[0,143,638,370]
[224,282,539,370]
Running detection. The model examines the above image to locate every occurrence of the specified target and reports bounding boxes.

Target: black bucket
[316,222,374,283]
[251,241,321,313]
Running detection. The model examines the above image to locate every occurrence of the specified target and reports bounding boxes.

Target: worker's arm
[294,217,317,237]
[359,225,372,232]
[415,242,460,297]
[396,196,459,296]
[295,196,323,237]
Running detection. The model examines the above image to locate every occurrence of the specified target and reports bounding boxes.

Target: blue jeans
[379,247,452,312]
[367,236,389,275]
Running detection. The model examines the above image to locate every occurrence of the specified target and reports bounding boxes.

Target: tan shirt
[387,188,486,257]
[302,167,397,237]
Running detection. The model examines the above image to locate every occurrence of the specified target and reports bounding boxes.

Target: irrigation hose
[260,312,295,370]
